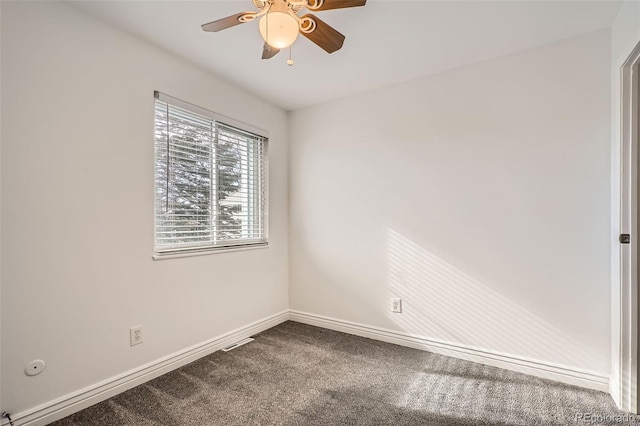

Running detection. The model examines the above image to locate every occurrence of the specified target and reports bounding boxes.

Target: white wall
[1,1,288,415]
[289,30,611,376]
[610,0,640,408]
[0,1,3,416]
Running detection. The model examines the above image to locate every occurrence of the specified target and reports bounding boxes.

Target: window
[153,92,268,258]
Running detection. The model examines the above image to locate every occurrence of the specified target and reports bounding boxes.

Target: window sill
[153,243,269,260]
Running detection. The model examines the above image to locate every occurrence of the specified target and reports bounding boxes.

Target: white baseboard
[6,309,610,426]
[289,310,609,393]
[610,373,621,411]
[6,311,289,426]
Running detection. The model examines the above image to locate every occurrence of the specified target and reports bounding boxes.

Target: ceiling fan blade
[309,0,366,11]
[262,43,280,60]
[201,12,253,32]
[300,14,345,54]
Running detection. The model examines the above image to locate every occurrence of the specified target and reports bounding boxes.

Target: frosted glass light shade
[259,12,299,49]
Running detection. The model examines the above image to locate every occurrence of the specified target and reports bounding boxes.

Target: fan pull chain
[287,46,294,66]
[266,10,269,46]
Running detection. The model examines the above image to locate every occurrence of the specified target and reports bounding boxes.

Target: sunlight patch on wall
[386,229,605,372]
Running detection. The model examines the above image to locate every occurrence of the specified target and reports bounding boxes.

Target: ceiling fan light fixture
[259,12,299,49]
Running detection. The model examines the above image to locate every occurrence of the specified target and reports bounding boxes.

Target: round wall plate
[25,359,45,376]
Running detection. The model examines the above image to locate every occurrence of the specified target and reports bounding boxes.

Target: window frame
[153,91,269,260]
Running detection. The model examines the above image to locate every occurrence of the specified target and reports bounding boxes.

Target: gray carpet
[52,321,628,425]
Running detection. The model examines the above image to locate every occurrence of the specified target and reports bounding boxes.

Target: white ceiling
[70,0,621,111]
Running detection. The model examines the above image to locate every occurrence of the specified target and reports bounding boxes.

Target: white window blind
[154,92,268,257]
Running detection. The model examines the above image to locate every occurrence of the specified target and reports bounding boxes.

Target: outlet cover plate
[130,325,143,346]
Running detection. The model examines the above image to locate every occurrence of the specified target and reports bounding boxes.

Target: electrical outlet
[130,325,143,346]
[391,298,402,313]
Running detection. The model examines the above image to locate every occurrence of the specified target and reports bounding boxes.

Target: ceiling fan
[201,0,366,62]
